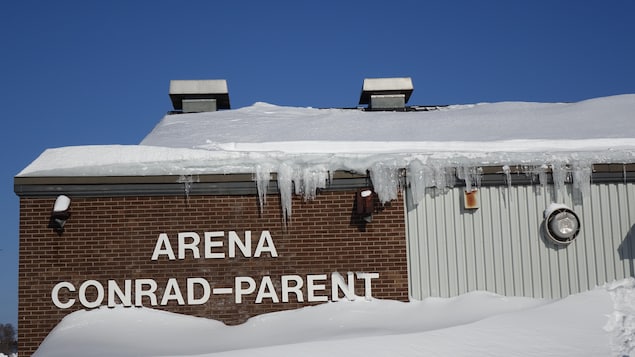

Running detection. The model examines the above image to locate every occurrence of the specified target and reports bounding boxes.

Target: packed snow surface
[18,94,635,217]
[33,279,635,357]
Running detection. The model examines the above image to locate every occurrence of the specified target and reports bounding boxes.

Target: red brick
[18,191,407,356]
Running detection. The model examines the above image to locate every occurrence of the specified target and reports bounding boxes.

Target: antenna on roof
[169,79,230,113]
[359,77,413,111]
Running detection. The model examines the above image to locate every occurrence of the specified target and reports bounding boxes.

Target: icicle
[475,167,483,187]
[502,165,512,191]
[407,160,432,206]
[572,162,592,199]
[527,164,549,186]
[369,162,400,203]
[432,164,447,189]
[255,165,271,214]
[430,165,455,191]
[445,167,457,188]
[456,166,483,192]
[177,175,197,203]
[457,166,471,191]
[277,163,294,225]
[299,167,328,201]
[551,163,567,201]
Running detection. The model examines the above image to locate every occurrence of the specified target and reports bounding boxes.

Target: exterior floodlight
[48,195,71,234]
[356,189,375,223]
[543,204,580,245]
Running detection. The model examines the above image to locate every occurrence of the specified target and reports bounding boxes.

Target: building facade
[405,166,635,300]
[15,174,409,356]
[15,80,635,355]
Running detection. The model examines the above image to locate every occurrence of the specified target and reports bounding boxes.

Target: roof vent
[359,77,413,111]
[169,79,230,113]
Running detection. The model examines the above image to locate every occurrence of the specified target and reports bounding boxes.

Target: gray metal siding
[405,182,635,299]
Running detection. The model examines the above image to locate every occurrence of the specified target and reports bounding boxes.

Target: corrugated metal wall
[405,182,635,299]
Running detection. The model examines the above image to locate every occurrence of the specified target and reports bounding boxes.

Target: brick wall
[18,190,408,356]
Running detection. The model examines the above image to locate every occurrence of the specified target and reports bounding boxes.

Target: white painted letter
[135,279,158,306]
[151,233,175,260]
[331,272,355,301]
[281,275,304,303]
[255,276,279,303]
[229,231,251,258]
[79,280,105,309]
[204,231,225,259]
[161,278,185,305]
[356,272,379,300]
[178,232,201,259]
[187,278,211,305]
[108,280,132,307]
[254,230,278,257]
[235,276,256,303]
[52,281,75,309]
[307,274,328,302]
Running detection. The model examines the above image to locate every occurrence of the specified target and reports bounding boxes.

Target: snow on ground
[33,278,635,357]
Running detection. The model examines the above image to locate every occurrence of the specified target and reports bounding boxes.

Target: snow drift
[33,279,635,357]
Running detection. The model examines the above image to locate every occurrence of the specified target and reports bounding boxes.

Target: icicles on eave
[255,163,330,224]
[369,162,401,203]
[405,161,594,207]
[251,160,595,224]
[532,162,592,201]
[528,164,549,186]
[456,166,483,192]
[406,160,458,205]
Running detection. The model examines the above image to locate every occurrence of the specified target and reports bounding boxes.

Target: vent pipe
[169,79,230,113]
[359,77,413,111]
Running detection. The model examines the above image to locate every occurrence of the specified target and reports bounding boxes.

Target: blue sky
[1,0,635,328]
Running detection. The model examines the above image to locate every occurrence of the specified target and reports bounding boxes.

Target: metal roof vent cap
[169,79,230,113]
[359,77,413,111]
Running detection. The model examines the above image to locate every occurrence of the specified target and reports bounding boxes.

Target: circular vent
[544,207,581,245]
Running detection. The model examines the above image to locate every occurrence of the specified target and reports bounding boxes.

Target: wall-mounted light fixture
[356,188,375,223]
[543,203,580,245]
[48,195,71,234]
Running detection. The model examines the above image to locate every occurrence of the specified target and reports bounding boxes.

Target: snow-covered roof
[17,94,635,212]
[20,94,635,176]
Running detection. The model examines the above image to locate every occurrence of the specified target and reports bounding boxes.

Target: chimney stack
[169,79,230,113]
[359,77,413,111]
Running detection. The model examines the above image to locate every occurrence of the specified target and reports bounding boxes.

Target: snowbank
[34,279,635,357]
